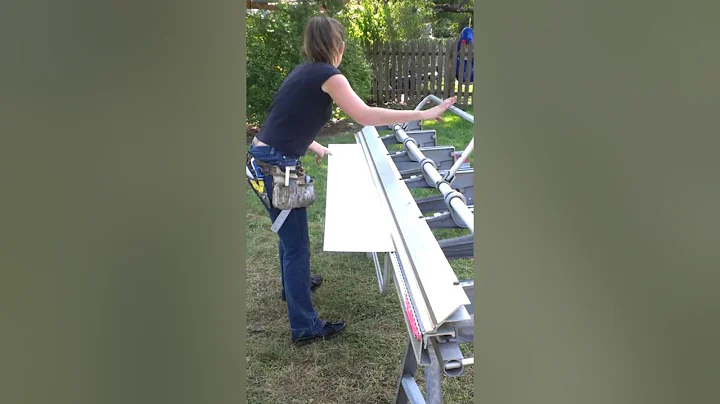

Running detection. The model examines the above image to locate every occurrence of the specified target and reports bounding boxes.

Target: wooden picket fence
[367,39,474,107]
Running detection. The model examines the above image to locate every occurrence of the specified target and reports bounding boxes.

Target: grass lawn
[245,111,474,403]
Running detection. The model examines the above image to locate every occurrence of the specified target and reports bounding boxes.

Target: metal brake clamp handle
[420,158,437,188]
[444,190,469,229]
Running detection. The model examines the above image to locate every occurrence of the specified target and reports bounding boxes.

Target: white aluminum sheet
[323,143,394,253]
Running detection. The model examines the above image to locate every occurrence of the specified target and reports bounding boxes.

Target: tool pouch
[262,163,316,210]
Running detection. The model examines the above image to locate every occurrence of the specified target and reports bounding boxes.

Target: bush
[246,5,373,126]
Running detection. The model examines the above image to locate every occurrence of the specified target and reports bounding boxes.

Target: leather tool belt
[254,159,316,210]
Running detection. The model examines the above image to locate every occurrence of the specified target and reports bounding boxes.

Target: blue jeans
[249,144,325,340]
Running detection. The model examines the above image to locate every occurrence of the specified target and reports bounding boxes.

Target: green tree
[430,0,474,38]
[335,0,432,48]
[246,3,371,125]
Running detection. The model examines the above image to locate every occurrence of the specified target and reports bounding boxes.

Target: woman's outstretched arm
[321,74,456,126]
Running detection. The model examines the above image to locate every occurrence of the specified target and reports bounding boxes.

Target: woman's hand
[422,96,457,123]
[314,145,332,165]
[309,141,332,165]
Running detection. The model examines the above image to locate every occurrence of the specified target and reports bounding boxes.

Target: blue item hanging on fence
[455,27,474,83]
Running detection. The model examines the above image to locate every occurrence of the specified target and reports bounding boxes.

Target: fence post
[389,41,395,104]
[371,41,379,104]
[443,40,452,100]
[403,42,409,105]
[459,41,467,105]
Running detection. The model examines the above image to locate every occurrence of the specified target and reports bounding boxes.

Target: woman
[250,15,456,345]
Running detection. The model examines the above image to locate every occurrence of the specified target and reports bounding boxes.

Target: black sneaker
[310,274,323,291]
[281,274,323,301]
[293,321,346,345]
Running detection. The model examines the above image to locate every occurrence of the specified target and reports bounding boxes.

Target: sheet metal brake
[323,95,475,404]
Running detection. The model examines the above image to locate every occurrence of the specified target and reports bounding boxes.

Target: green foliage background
[334,0,433,48]
[431,0,474,38]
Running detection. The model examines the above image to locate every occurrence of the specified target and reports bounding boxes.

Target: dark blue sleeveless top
[256,62,342,158]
